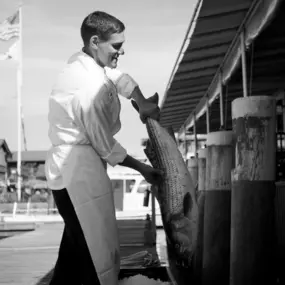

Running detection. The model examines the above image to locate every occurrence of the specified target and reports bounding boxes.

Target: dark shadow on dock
[34,268,54,285]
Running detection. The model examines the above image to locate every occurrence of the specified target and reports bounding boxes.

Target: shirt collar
[68,49,106,76]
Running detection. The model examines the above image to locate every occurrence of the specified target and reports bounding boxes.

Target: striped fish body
[144,118,199,285]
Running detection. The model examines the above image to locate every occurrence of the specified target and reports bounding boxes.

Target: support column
[187,158,198,188]
[183,124,187,159]
[202,131,234,285]
[206,98,210,134]
[198,149,207,193]
[194,113,198,158]
[231,96,276,285]
[275,181,285,284]
[194,148,207,285]
[275,91,285,284]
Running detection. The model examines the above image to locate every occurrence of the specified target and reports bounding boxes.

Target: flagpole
[17,4,23,202]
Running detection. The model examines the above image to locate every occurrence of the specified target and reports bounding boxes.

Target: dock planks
[0,221,165,284]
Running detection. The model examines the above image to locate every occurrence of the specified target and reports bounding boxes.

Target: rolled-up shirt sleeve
[105,67,138,99]
[73,83,127,167]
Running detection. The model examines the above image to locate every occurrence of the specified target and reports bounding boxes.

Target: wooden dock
[0,223,62,285]
[0,222,166,285]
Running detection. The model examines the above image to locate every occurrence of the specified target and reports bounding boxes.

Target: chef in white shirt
[45,10,162,285]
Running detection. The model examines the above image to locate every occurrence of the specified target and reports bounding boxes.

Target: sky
[0,0,197,157]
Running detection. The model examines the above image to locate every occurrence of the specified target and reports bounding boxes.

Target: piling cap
[232,96,276,119]
[187,158,198,167]
[207,131,234,146]
[198,148,207,158]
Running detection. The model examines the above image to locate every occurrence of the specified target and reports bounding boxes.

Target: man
[45,11,162,285]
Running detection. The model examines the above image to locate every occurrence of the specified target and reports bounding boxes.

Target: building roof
[9,150,47,163]
[0,139,12,157]
[160,0,284,135]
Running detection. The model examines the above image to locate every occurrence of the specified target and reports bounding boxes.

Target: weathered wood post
[194,148,207,284]
[202,131,234,285]
[187,158,198,188]
[230,96,276,285]
[275,181,285,284]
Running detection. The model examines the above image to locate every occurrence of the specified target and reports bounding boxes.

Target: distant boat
[108,165,162,227]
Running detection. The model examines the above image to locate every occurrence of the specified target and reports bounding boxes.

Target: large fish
[131,94,199,285]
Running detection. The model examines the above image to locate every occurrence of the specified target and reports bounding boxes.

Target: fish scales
[146,120,185,215]
[144,118,199,285]
[131,96,199,285]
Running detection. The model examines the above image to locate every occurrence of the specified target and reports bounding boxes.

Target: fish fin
[131,100,139,113]
[144,148,155,167]
[143,141,153,162]
[148,92,159,105]
[166,126,176,144]
[144,148,159,169]
[183,192,193,217]
[144,140,160,169]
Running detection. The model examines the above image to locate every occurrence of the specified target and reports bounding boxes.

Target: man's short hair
[81,11,125,46]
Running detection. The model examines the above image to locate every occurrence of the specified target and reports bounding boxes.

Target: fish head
[166,193,199,254]
[163,202,199,285]
[167,213,196,261]
[166,238,195,285]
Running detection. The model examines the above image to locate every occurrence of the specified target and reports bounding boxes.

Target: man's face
[96,32,125,68]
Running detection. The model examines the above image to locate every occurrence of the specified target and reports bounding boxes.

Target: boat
[108,164,163,227]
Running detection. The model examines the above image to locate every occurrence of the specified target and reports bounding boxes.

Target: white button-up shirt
[45,51,138,190]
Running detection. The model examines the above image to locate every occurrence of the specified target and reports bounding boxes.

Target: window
[137,180,150,193]
[125,179,136,193]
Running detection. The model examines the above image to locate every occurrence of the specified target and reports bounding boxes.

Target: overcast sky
[0,0,197,157]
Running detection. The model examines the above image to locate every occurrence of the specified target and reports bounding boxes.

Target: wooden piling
[202,131,234,285]
[230,96,276,285]
[194,148,207,284]
[275,181,285,284]
[187,158,198,188]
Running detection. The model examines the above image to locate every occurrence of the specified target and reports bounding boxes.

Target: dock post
[26,200,31,215]
[12,202,17,218]
[275,181,285,284]
[231,96,276,285]
[187,158,198,189]
[202,131,234,285]
[194,148,207,284]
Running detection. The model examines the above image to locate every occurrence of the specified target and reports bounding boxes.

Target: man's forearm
[119,154,145,173]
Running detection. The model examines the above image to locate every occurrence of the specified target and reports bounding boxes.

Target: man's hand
[139,99,160,123]
[140,163,164,185]
[131,88,160,124]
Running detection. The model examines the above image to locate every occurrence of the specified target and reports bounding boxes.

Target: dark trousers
[50,188,100,285]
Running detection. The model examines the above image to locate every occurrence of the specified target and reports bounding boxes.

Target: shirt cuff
[102,142,127,167]
[116,74,138,99]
